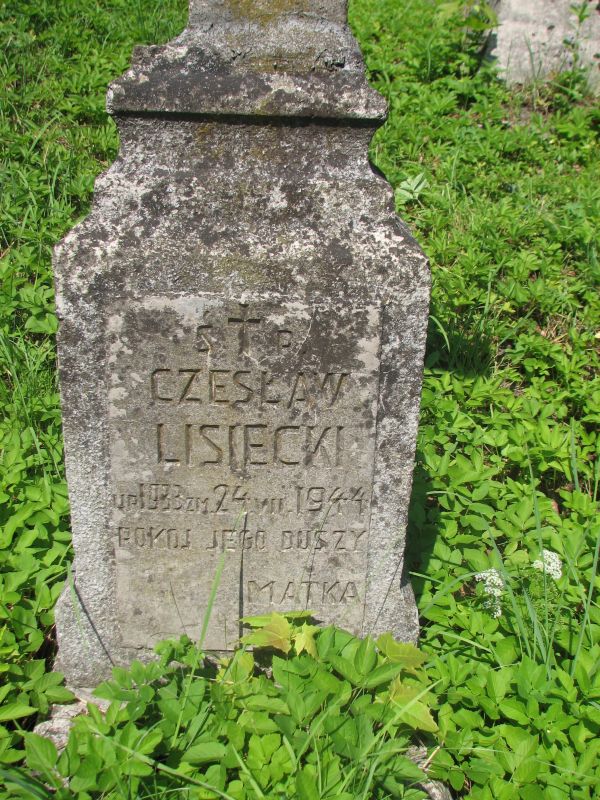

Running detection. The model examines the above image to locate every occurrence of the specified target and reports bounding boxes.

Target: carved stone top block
[54,0,430,686]
[190,0,348,25]
[108,0,385,118]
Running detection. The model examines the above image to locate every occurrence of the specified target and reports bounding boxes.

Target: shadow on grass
[425,303,496,379]
[406,458,440,608]
[406,308,496,607]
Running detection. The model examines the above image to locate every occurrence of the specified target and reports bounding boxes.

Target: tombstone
[54,0,430,687]
[488,0,600,90]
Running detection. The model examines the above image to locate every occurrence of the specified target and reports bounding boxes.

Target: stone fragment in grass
[488,0,600,92]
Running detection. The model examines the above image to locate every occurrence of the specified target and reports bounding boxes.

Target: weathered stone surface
[488,0,600,90]
[54,0,429,686]
[406,746,453,800]
[33,690,109,753]
[190,0,349,26]
[110,296,381,648]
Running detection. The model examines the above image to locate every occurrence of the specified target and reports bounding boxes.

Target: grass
[1,0,599,797]
[348,1,599,796]
[0,0,189,770]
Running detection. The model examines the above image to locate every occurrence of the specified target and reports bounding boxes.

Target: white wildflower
[475,568,505,597]
[475,568,505,617]
[532,549,562,581]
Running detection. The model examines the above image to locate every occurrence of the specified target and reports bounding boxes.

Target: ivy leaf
[296,767,319,800]
[327,654,363,686]
[247,732,281,771]
[361,661,404,689]
[388,679,438,733]
[237,710,280,734]
[241,613,292,653]
[181,741,227,765]
[394,172,429,204]
[377,634,427,672]
[354,636,377,675]
[0,702,38,722]
[293,624,319,658]
[23,734,59,788]
[0,768,53,800]
[241,611,315,626]
[219,650,255,684]
[245,695,290,715]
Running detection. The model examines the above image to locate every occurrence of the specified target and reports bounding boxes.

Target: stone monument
[54,0,430,687]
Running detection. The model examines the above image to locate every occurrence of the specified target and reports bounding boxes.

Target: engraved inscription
[149,368,350,407]
[109,295,380,649]
[155,423,345,467]
[227,303,262,355]
[247,579,361,605]
[113,482,369,517]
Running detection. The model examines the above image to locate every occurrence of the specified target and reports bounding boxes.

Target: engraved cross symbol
[228,303,261,355]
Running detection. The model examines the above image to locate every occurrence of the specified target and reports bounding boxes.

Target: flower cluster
[475,568,505,617]
[532,549,563,581]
